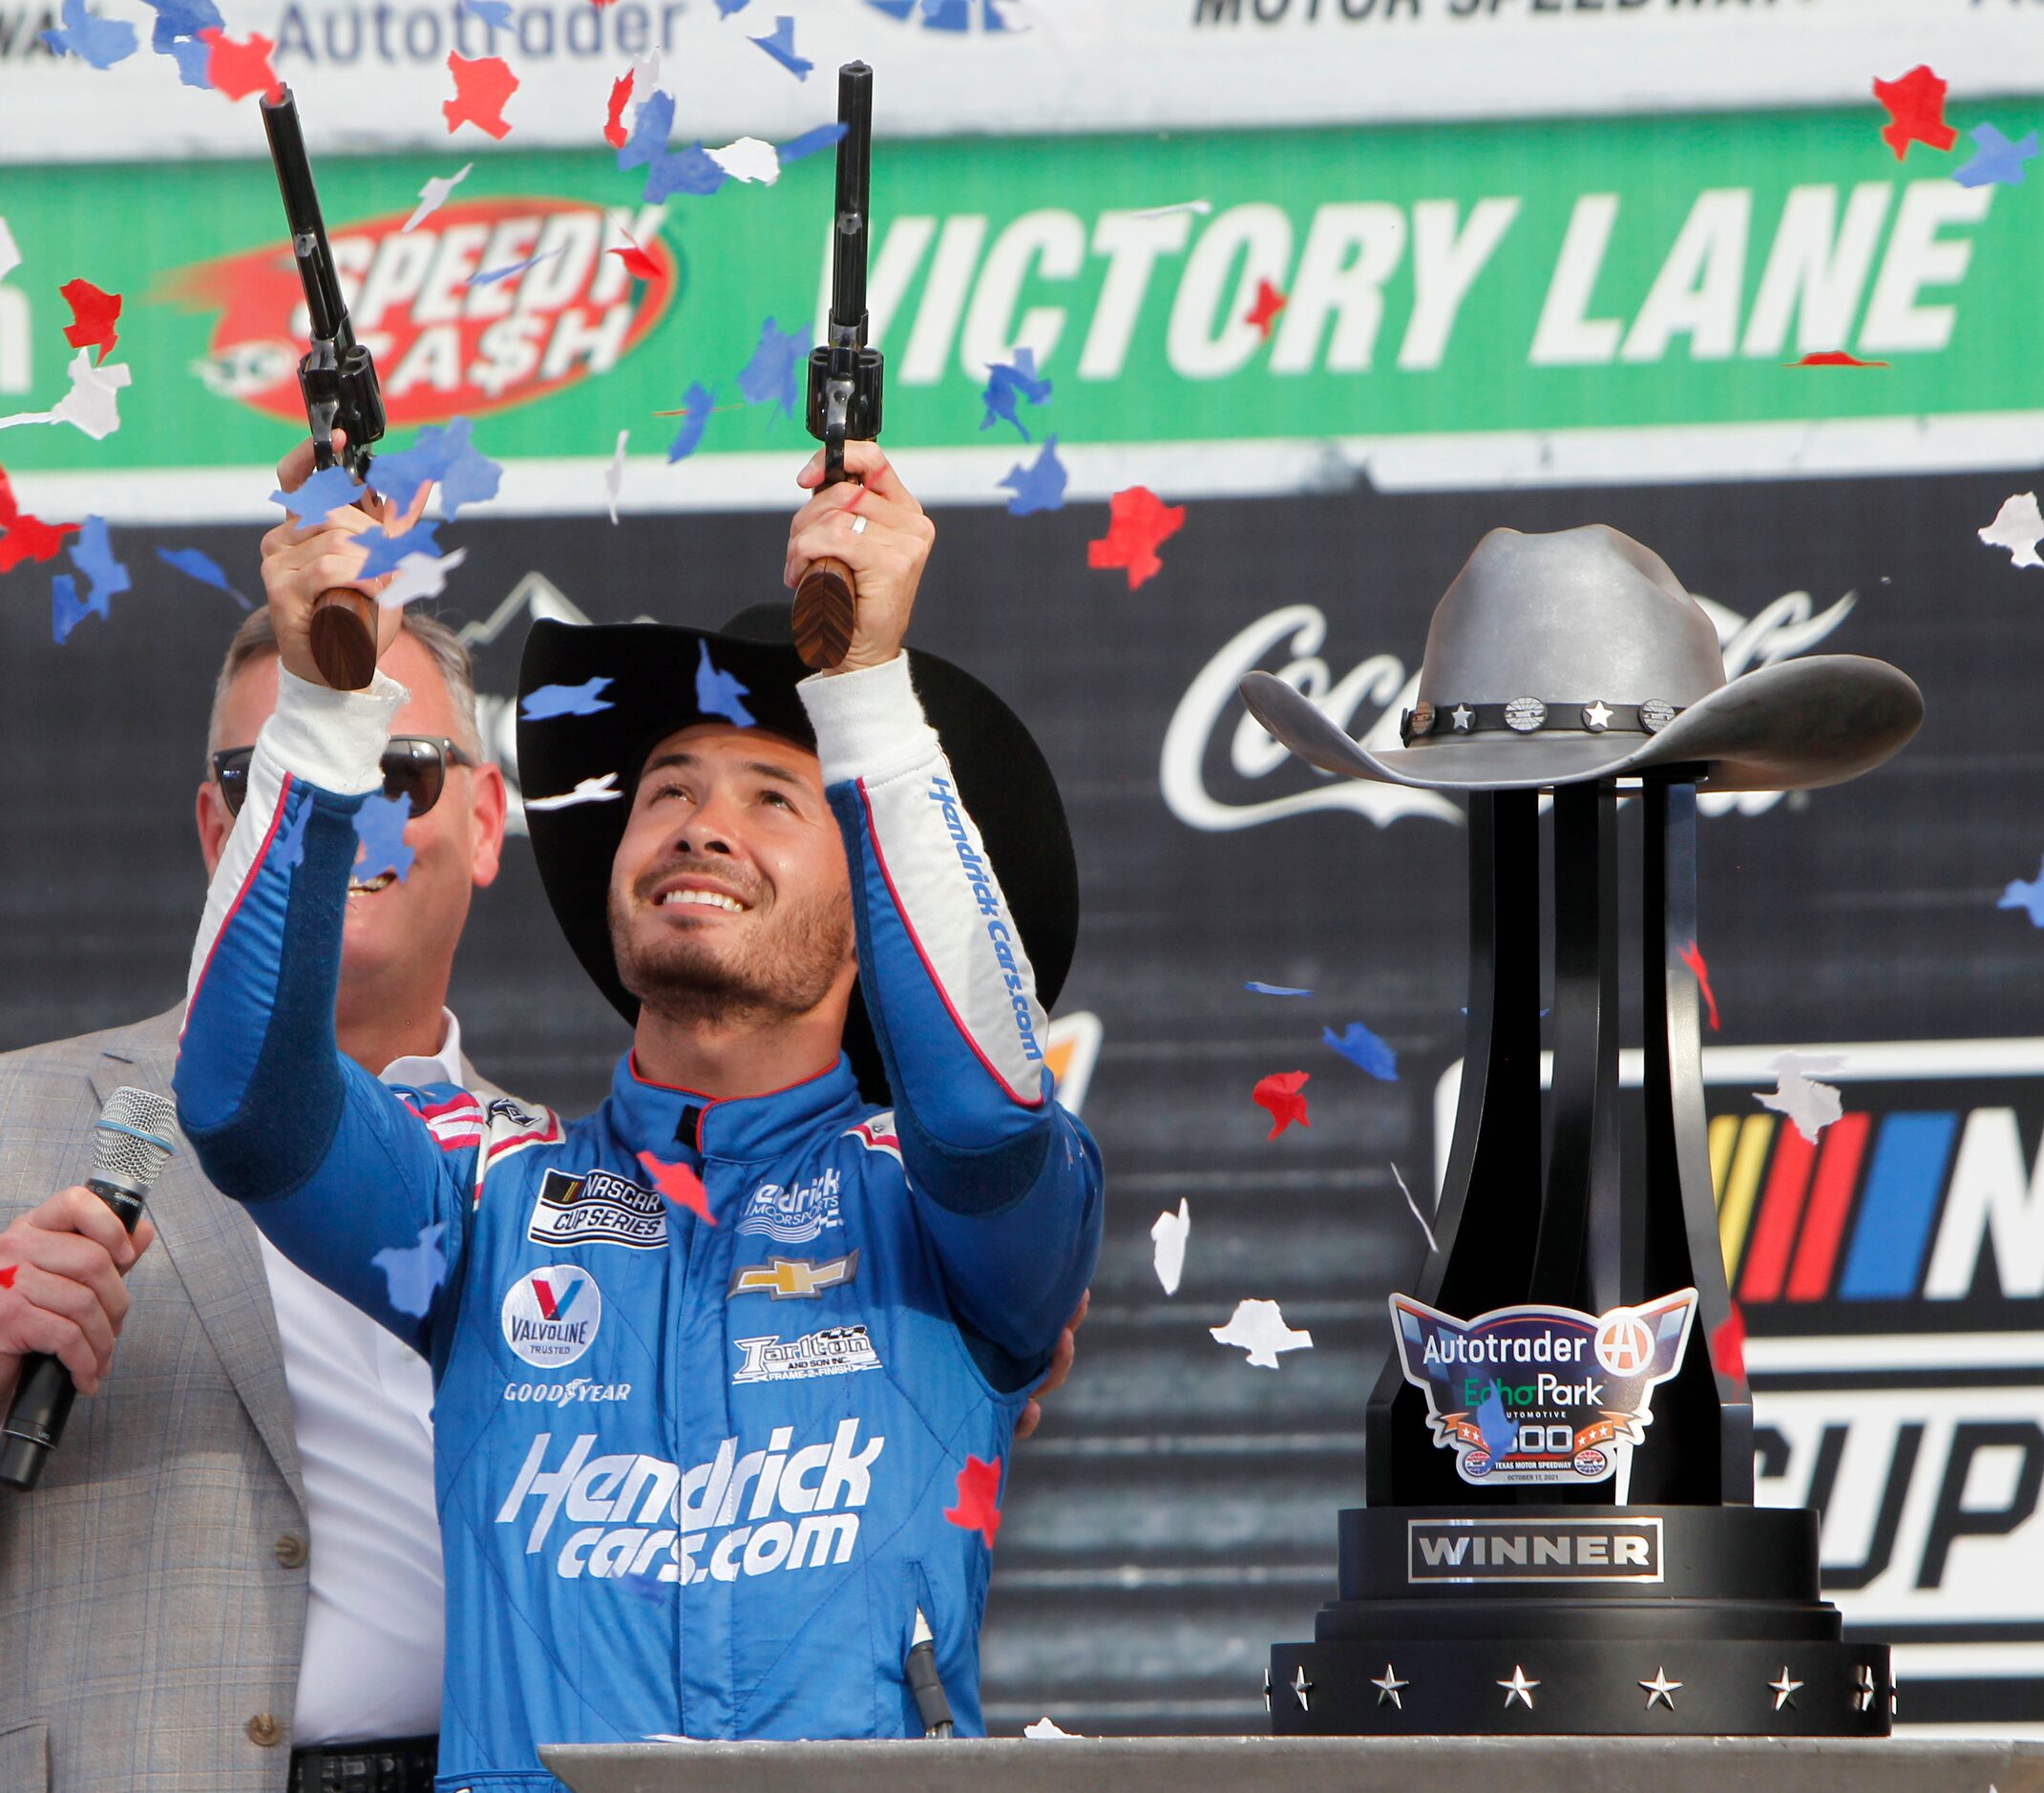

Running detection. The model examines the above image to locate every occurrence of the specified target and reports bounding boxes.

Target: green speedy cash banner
[0,102,2033,517]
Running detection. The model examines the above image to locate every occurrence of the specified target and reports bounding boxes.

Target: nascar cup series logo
[1392,1288,1697,1487]
[502,1265,602,1368]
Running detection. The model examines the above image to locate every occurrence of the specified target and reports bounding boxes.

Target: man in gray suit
[0,599,510,1793]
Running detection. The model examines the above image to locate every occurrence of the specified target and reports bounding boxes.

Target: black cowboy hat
[516,604,1078,1104]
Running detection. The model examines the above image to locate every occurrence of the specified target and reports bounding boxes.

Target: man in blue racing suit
[174,438,1104,1789]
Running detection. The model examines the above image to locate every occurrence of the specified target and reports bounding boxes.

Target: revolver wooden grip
[792,557,857,672]
[309,587,379,690]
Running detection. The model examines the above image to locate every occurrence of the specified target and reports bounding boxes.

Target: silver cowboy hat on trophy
[1240,523,1924,792]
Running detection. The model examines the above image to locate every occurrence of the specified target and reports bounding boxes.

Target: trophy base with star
[1239,528,1925,1739]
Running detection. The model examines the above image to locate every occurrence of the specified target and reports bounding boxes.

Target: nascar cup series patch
[1391,1288,1697,1487]
[527,1166,668,1251]
[502,1265,603,1368]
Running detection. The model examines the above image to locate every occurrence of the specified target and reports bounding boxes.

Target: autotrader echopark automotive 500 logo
[159,197,676,428]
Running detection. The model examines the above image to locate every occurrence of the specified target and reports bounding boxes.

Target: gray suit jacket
[0,1007,497,1792]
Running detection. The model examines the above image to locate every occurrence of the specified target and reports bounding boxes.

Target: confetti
[0,348,133,441]
[1979,493,2044,569]
[0,219,18,285]
[604,429,628,523]
[1129,199,1212,220]
[2000,855,2044,926]
[942,1454,1002,1546]
[157,544,252,608]
[377,545,468,609]
[1784,350,1889,369]
[1678,939,1720,1031]
[458,0,512,25]
[707,136,782,185]
[59,280,120,364]
[270,461,363,527]
[444,52,517,138]
[748,13,811,80]
[272,798,311,872]
[402,162,474,234]
[199,27,280,100]
[778,120,848,164]
[696,642,756,728]
[522,677,615,720]
[1023,1718,1080,1740]
[1755,1052,1847,1144]
[999,436,1066,516]
[0,1265,14,1290]
[163,32,210,85]
[41,0,137,67]
[352,517,443,580]
[1953,122,2038,188]
[1710,1301,1747,1382]
[643,143,729,203]
[370,416,502,520]
[1872,64,1957,161]
[603,71,635,150]
[1324,1020,1397,1082]
[638,1150,715,1224]
[665,381,714,463]
[1210,1297,1312,1369]
[715,0,748,12]
[0,468,80,571]
[1388,1162,1439,1255]
[353,791,416,883]
[1252,1069,1310,1140]
[467,245,565,288]
[922,0,971,29]
[525,771,622,810]
[1150,1198,1189,1297]
[980,348,1053,441]
[737,317,806,420]
[69,515,128,606]
[51,573,107,644]
[617,87,675,171]
[1475,1382,1516,1464]
[1245,981,1312,997]
[371,1221,449,1318]
[1243,277,1287,340]
[142,0,221,45]
[609,236,663,283]
[1087,486,1186,591]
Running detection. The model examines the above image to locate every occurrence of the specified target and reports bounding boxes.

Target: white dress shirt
[257,1010,464,1744]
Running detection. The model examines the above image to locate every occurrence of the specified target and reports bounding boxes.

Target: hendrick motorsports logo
[502,1265,602,1368]
[735,1168,844,1245]
[733,1325,882,1385]
[1391,1289,1696,1487]
[528,1166,668,1251]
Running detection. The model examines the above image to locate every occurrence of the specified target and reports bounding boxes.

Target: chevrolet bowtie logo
[727,1251,859,1299]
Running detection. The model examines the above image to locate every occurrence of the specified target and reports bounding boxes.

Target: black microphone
[0,1086,178,1491]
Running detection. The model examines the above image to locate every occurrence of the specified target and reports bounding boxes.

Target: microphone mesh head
[91,1087,179,1194]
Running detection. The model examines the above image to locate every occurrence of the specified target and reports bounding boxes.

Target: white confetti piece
[1150,1198,1189,1297]
[1754,1052,1847,1144]
[1211,1298,1312,1369]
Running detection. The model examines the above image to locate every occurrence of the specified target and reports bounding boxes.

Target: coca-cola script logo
[1162,589,1859,833]
[164,199,676,427]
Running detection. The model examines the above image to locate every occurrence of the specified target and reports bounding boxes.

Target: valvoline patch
[502,1264,603,1368]
[162,198,677,428]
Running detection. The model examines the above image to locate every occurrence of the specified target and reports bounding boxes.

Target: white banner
[0,0,2037,164]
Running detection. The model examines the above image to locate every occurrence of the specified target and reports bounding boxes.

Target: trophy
[1241,525,1924,1735]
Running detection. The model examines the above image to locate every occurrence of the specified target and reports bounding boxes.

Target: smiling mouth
[657,888,748,915]
[348,873,397,896]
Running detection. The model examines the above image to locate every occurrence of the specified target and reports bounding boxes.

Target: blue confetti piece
[618,89,675,172]
[748,13,811,79]
[162,31,211,85]
[369,416,502,519]
[665,382,716,463]
[272,462,364,526]
[371,1220,448,1318]
[352,517,442,580]
[643,142,728,202]
[696,642,755,728]
[353,791,416,883]
[1953,121,2039,189]
[982,0,1021,28]
[1324,1020,1398,1082]
[467,247,563,289]
[1475,1382,1516,1466]
[70,516,130,606]
[777,121,847,164]
[980,348,1053,442]
[737,317,806,420]
[920,0,970,28]
[864,0,916,16]
[273,798,311,873]
[42,0,137,67]
[458,0,512,24]
[521,676,615,721]
[1245,981,1313,998]
[1999,856,2044,927]
[51,572,108,644]
[999,435,1067,517]
[715,0,749,12]
[157,545,253,608]
[142,0,220,45]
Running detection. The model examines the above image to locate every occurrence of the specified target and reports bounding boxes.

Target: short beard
[610,875,854,1031]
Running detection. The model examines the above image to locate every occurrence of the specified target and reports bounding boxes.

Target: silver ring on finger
[850,513,868,536]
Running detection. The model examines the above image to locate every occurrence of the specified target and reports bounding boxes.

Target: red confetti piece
[444,52,518,139]
[1086,485,1186,592]
[609,238,662,282]
[0,1266,15,1290]
[199,28,282,103]
[603,70,633,149]
[1678,939,1720,1033]
[1253,1070,1311,1141]
[943,1454,1003,1547]
[1784,350,1890,369]
[637,1150,714,1225]
[1872,64,1957,161]
[59,279,121,365]
[0,466,81,572]
[1243,277,1288,340]
[1710,1301,1746,1382]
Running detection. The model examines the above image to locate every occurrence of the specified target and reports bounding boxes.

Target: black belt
[287,1735,438,1793]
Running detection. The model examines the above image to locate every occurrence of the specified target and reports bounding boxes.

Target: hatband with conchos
[1400,698,1685,744]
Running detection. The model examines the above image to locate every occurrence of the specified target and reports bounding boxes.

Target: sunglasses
[212,735,478,820]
